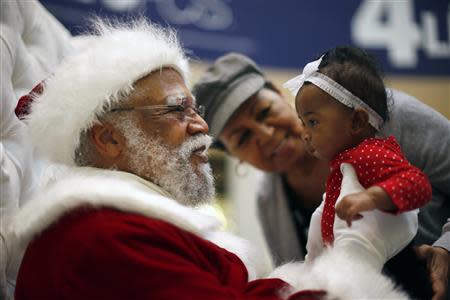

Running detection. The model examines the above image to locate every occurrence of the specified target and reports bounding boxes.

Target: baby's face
[295,84,355,161]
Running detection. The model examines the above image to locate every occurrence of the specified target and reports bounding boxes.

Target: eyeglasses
[110,95,205,120]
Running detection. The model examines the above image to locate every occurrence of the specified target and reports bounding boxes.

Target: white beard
[116,117,215,206]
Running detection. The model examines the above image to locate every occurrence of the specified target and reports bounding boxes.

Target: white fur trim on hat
[25,18,189,165]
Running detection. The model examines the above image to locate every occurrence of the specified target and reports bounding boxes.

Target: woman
[193,52,450,300]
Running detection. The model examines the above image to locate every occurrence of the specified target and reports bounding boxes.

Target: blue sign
[41,0,450,75]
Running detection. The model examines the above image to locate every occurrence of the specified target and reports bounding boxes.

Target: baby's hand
[335,191,377,227]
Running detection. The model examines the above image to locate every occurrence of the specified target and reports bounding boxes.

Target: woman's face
[219,88,308,172]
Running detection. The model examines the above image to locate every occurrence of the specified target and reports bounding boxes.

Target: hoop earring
[234,160,249,177]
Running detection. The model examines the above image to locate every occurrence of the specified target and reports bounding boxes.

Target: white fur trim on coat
[25,19,189,165]
[7,166,268,280]
[269,248,409,299]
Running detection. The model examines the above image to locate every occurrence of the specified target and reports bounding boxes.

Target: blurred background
[41,0,450,264]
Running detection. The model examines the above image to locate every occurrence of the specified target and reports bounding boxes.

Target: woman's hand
[415,244,450,300]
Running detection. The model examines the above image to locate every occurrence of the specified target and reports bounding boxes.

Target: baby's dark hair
[318,46,388,122]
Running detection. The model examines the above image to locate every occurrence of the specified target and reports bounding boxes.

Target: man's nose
[187,112,209,135]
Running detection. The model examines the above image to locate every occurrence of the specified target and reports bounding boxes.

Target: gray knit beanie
[193,53,266,137]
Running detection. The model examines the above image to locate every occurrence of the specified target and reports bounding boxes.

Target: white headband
[283,56,384,131]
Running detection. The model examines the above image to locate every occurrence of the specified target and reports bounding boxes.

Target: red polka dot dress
[321,136,432,246]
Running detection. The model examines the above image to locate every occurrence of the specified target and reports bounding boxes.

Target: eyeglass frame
[109,95,205,120]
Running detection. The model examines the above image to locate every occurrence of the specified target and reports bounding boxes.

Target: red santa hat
[22,18,189,165]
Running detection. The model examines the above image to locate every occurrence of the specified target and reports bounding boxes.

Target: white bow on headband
[283,56,384,131]
[283,56,324,97]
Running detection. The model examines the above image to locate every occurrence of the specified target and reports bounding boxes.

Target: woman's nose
[256,124,275,146]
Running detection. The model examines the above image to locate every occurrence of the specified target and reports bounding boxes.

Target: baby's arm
[335,139,432,226]
[375,165,431,212]
[333,163,418,270]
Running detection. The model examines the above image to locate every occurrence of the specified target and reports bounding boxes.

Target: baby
[284,46,432,270]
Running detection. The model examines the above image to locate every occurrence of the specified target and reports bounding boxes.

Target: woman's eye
[237,130,251,147]
[256,105,272,122]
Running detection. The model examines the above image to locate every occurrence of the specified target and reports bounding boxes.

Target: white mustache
[179,135,212,159]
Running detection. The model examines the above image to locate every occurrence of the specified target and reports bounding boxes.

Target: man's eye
[164,105,185,114]
[173,105,185,112]
[238,130,251,147]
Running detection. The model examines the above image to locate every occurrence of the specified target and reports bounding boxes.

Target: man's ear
[89,122,123,158]
[350,108,370,135]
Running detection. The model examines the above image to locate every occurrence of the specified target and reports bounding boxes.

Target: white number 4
[351,0,450,68]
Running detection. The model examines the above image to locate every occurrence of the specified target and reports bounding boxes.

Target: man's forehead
[128,69,192,106]
[164,93,197,105]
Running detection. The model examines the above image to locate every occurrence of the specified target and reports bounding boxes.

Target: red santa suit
[7,166,407,300]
